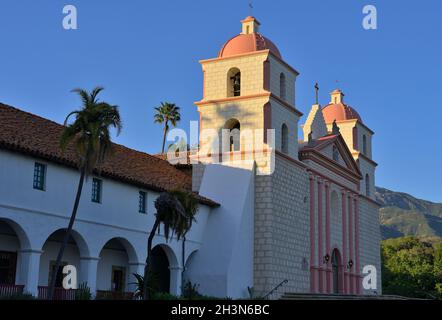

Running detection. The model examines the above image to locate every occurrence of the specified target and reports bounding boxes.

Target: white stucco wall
[0,149,212,296]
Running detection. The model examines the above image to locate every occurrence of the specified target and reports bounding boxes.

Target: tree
[143,190,198,300]
[382,236,442,299]
[154,102,181,153]
[48,87,122,300]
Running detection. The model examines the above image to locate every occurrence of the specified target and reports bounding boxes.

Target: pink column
[325,181,332,293]
[348,193,354,294]
[317,179,323,293]
[309,174,317,293]
[341,189,348,294]
[354,196,361,294]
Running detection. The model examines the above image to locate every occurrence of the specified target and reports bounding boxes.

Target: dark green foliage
[382,236,442,299]
[182,280,202,299]
[0,292,35,300]
[75,282,92,300]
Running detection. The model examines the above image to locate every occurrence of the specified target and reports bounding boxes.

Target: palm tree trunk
[48,167,86,300]
[143,218,160,300]
[161,122,168,153]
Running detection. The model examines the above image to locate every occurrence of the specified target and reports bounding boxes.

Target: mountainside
[376,187,442,240]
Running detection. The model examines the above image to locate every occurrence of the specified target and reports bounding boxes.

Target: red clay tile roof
[0,103,218,207]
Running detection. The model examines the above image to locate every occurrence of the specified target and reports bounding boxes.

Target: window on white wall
[92,178,102,203]
[279,73,286,100]
[281,123,288,154]
[139,191,147,213]
[33,162,46,190]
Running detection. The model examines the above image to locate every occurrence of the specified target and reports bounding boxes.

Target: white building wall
[0,149,212,296]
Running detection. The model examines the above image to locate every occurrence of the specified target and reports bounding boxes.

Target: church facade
[187,16,381,297]
[0,16,381,299]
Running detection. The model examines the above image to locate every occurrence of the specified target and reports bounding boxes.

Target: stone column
[317,178,324,293]
[18,249,42,297]
[169,266,183,296]
[79,256,99,296]
[324,181,332,293]
[341,189,348,294]
[309,174,317,293]
[354,196,361,294]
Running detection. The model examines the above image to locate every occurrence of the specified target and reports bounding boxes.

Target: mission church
[0,16,381,299]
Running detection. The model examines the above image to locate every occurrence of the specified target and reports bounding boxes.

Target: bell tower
[195,16,303,161]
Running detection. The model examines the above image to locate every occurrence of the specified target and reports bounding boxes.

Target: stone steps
[280,293,411,300]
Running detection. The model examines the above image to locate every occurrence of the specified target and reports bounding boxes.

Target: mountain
[375,187,442,240]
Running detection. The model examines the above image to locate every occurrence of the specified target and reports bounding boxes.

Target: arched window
[224,118,241,152]
[332,145,339,162]
[365,174,370,197]
[279,73,286,100]
[281,123,288,154]
[227,68,241,97]
[362,135,367,155]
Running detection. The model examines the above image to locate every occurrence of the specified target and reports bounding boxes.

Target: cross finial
[314,82,319,105]
[248,1,253,16]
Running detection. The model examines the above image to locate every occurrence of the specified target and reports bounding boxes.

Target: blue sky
[0,0,441,201]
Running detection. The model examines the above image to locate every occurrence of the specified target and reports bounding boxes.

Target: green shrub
[0,292,35,300]
[151,292,179,300]
[75,282,92,300]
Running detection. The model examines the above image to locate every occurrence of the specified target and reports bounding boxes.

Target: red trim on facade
[306,168,358,194]
[341,189,348,294]
[325,181,332,293]
[300,151,361,184]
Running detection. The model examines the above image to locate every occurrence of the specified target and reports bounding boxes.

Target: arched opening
[362,135,367,155]
[331,249,342,294]
[97,237,138,298]
[365,174,370,197]
[281,123,288,154]
[332,145,339,162]
[0,219,27,286]
[151,245,171,294]
[279,73,286,100]
[227,68,241,97]
[38,229,88,298]
[223,118,241,152]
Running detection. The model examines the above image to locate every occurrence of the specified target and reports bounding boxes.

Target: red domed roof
[322,103,362,123]
[218,32,281,58]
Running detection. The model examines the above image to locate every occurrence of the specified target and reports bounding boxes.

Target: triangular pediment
[299,134,362,179]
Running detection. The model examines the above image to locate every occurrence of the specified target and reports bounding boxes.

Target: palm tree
[143,190,198,300]
[48,87,122,300]
[154,102,181,153]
